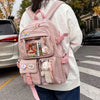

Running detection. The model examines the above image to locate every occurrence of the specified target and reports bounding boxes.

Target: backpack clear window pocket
[24,36,54,58]
[25,39,43,57]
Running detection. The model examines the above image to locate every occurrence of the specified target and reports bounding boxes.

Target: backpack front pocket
[19,59,41,85]
[39,57,66,85]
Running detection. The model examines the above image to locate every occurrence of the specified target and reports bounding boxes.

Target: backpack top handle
[26,1,64,20]
[34,9,46,20]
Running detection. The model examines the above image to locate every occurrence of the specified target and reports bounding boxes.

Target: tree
[17,0,100,26]
[93,5,100,16]
[63,0,100,29]
[66,0,100,19]
[18,0,100,18]
[0,9,4,19]
[17,0,31,18]
[0,0,15,19]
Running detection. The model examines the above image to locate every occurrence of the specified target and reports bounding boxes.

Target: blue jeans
[35,86,80,100]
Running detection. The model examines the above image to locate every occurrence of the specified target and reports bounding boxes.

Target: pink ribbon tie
[55,33,68,44]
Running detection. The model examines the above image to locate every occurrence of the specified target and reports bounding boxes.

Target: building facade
[81,13,100,36]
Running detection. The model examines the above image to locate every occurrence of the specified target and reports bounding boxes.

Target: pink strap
[30,85,40,100]
[26,74,40,100]
[55,33,68,44]
[34,9,45,20]
[46,1,64,19]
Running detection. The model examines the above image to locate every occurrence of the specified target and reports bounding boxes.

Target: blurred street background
[0,0,100,100]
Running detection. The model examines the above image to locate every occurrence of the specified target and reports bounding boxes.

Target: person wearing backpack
[19,0,83,100]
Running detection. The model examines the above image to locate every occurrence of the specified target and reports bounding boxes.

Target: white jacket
[20,0,83,91]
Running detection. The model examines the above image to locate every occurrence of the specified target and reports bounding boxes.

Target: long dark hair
[31,0,49,12]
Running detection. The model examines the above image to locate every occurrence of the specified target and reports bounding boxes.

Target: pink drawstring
[34,9,45,20]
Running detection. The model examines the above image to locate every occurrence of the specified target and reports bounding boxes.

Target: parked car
[0,19,19,68]
[83,31,100,45]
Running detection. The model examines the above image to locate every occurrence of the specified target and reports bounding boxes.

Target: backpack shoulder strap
[46,0,65,19]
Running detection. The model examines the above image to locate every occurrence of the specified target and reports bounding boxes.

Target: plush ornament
[41,60,52,83]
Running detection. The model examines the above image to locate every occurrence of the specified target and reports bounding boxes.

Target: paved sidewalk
[0,46,100,100]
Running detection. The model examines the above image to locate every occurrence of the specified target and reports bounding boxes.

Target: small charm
[28,64,35,69]
[20,64,27,69]
[42,46,49,54]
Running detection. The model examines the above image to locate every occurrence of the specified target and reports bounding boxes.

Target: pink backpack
[17,1,69,100]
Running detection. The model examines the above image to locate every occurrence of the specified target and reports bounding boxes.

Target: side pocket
[45,37,54,56]
[53,57,67,83]
[19,40,27,59]
[62,63,69,79]
[19,59,41,85]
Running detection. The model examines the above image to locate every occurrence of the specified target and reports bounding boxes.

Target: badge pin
[22,35,25,38]
[25,32,29,36]
[20,64,26,69]
[26,33,29,36]
[22,32,29,38]
[28,64,35,69]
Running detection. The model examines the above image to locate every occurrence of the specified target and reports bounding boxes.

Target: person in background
[20,0,83,100]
